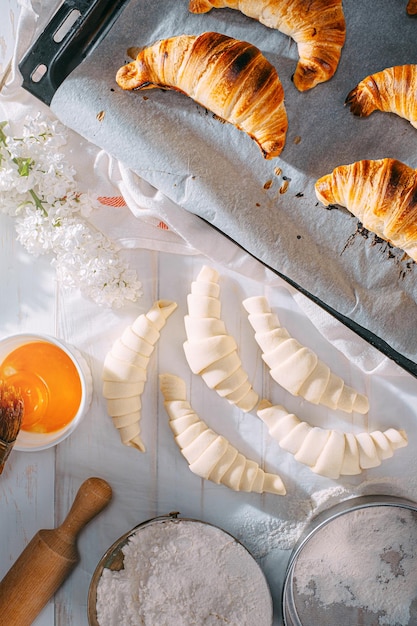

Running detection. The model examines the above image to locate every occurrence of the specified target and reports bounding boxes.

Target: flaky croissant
[184,265,259,412]
[243,295,368,413]
[315,158,417,262]
[346,65,417,129]
[188,0,346,91]
[160,373,286,494]
[116,32,287,158]
[102,300,177,451]
[407,0,417,15]
[258,400,408,479]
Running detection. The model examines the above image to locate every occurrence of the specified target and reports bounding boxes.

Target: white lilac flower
[0,166,18,192]
[0,115,142,308]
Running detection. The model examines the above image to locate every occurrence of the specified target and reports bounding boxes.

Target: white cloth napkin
[106,156,405,377]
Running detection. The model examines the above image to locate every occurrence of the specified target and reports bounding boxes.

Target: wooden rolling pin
[0,476,112,626]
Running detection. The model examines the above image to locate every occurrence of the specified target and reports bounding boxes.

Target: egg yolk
[0,341,82,434]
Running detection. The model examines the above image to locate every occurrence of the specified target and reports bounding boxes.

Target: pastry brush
[0,380,24,474]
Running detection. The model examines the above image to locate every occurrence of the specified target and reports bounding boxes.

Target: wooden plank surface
[2,4,417,626]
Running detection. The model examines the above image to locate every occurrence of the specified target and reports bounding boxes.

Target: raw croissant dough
[116,31,287,159]
[102,300,177,450]
[188,0,346,91]
[258,400,408,479]
[315,158,417,263]
[160,373,286,494]
[242,295,369,413]
[183,265,259,412]
[345,64,417,129]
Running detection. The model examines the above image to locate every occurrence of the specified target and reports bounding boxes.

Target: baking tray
[18,0,417,378]
[18,0,130,105]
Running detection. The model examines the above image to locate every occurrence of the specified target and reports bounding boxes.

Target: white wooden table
[0,219,296,626]
[2,3,417,626]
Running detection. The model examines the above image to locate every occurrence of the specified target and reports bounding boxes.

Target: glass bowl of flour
[282,495,417,626]
[88,513,273,626]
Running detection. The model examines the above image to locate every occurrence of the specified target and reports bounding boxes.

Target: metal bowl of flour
[88,512,273,626]
[282,495,417,626]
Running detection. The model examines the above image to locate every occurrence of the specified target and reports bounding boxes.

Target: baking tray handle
[18,0,130,106]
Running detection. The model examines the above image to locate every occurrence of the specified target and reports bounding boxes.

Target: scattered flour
[95,518,272,626]
[230,478,414,561]
[292,505,417,626]
[230,481,404,558]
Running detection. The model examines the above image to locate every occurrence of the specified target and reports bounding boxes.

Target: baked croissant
[160,373,286,494]
[242,295,369,413]
[116,32,288,158]
[102,300,177,451]
[345,65,417,129]
[188,0,346,91]
[407,0,417,15]
[315,158,417,262]
[258,399,408,479]
[183,265,259,412]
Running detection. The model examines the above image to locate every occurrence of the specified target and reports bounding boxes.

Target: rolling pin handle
[58,476,113,542]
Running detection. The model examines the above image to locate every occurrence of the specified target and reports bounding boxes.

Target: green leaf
[15,157,34,177]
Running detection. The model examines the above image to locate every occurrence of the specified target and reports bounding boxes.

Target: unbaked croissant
[183,265,259,412]
[243,295,369,413]
[345,65,417,129]
[102,300,177,451]
[188,0,346,91]
[160,373,286,494]
[315,158,417,262]
[407,0,417,15]
[116,32,287,158]
[258,399,408,479]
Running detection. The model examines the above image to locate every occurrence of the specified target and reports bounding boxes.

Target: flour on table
[232,481,400,558]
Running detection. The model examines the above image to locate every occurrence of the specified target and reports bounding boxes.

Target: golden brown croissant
[407,0,417,15]
[315,158,417,262]
[116,32,288,158]
[188,0,346,91]
[345,65,417,129]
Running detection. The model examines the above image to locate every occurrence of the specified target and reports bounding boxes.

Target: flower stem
[0,121,7,145]
[28,189,48,216]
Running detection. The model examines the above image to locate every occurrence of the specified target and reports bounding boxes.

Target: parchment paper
[50,0,417,367]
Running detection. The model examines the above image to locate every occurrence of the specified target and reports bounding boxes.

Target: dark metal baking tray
[18,0,130,105]
[17,0,417,379]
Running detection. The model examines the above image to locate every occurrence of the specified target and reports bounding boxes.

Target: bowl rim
[281,493,417,626]
[87,512,274,626]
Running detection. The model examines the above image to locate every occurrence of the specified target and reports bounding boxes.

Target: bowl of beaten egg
[0,333,93,451]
